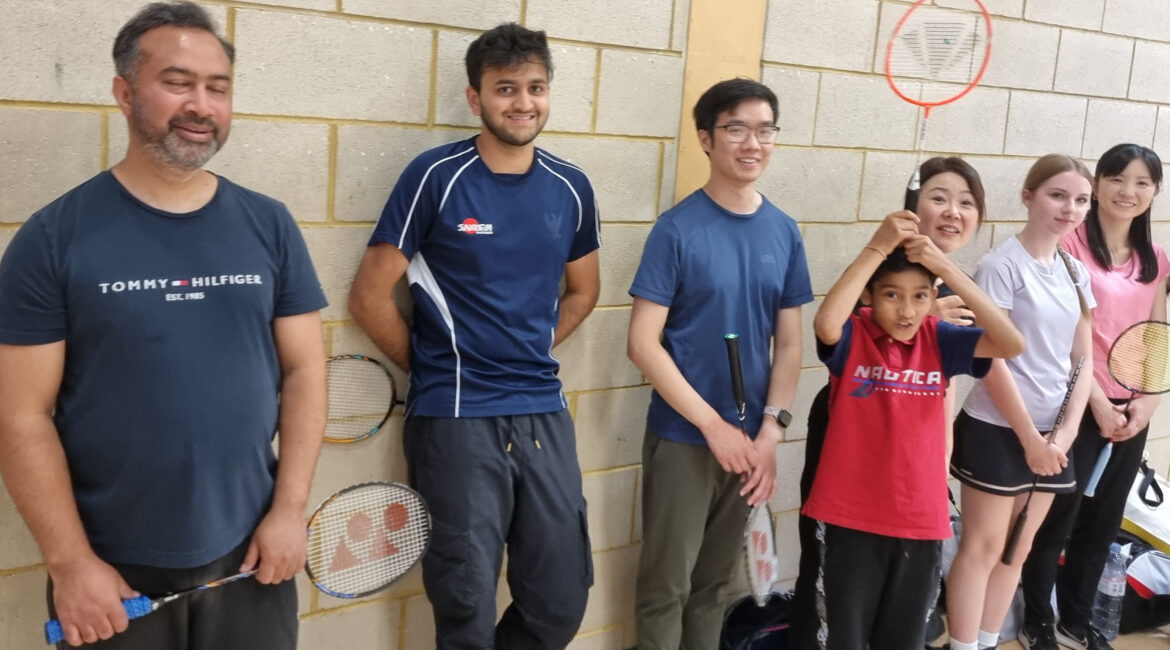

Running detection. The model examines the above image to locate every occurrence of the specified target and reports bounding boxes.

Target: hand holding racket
[885,0,992,208]
[1084,320,1170,496]
[725,334,778,607]
[45,482,430,644]
[326,354,404,443]
[1002,356,1083,565]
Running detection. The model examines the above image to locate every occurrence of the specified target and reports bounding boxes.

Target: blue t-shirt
[369,137,601,417]
[0,171,327,568]
[629,190,814,445]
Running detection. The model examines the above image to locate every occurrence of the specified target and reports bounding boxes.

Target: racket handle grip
[1084,442,1113,498]
[45,596,153,644]
[724,334,746,421]
[1001,510,1027,565]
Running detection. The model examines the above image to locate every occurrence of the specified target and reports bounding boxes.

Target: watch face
[777,409,792,428]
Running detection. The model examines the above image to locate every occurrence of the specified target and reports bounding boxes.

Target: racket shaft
[1001,508,1028,565]
[45,596,154,644]
[1084,442,1112,497]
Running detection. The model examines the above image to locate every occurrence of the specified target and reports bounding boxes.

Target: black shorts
[950,410,1077,497]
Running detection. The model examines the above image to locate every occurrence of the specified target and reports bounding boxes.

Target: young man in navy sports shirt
[0,3,327,648]
[806,212,1022,649]
[349,22,601,649]
[627,78,813,650]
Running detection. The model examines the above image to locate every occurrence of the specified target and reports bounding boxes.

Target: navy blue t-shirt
[370,137,601,417]
[0,171,327,567]
[629,190,814,445]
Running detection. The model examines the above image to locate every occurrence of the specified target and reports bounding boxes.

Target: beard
[479,110,546,147]
[130,96,226,171]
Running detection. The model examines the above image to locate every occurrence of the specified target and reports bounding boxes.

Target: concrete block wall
[2,0,1170,648]
[0,0,685,647]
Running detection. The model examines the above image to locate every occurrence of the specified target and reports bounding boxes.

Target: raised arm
[814,210,919,345]
[240,311,326,584]
[0,343,137,646]
[903,235,1024,359]
[554,250,600,346]
[349,243,412,371]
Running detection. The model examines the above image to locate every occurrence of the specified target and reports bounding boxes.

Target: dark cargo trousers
[404,410,593,649]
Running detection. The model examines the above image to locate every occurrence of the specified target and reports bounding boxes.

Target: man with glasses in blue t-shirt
[0,3,326,648]
[628,78,813,650]
[349,22,600,649]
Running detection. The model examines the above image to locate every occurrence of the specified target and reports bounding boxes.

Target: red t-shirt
[803,310,988,540]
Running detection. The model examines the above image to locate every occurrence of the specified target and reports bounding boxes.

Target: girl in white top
[1020,144,1170,650]
[945,155,1097,650]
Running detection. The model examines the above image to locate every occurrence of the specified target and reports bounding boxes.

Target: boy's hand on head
[868,210,920,255]
[902,234,949,274]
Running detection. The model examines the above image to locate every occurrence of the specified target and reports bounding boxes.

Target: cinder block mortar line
[653,142,665,215]
[297,221,368,228]
[208,1,686,57]
[396,599,408,650]
[427,30,439,128]
[300,593,398,619]
[629,468,640,544]
[0,563,43,577]
[0,100,113,111]
[100,112,110,170]
[326,124,338,222]
[668,0,678,50]
[564,383,650,398]
[1124,38,1138,103]
[590,49,603,134]
[581,464,640,478]
[519,0,528,25]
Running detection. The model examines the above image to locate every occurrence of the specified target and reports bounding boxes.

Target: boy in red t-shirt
[804,211,1023,649]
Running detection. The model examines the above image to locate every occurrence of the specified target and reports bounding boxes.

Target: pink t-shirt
[1062,224,1170,398]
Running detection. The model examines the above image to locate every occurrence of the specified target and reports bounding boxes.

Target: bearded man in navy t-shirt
[349,22,601,649]
[0,3,326,649]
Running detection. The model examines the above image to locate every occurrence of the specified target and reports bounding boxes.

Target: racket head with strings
[1107,320,1170,396]
[325,354,400,443]
[884,0,993,112]
[884,0,992,199]
[743,503,778,607]
[305,481,431,599]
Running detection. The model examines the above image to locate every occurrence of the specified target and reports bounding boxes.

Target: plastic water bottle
[1090,543,1128,640]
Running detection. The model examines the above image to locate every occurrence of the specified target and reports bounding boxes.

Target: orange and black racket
[885,0,992,207]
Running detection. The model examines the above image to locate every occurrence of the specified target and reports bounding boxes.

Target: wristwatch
[763,406,792,428]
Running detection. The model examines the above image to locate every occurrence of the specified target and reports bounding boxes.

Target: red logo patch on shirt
[457,218,494,235]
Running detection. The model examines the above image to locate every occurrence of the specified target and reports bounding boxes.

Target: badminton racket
[725,333,778,606]
[1002,355,1084,565]
[326,354,402,443]
[1085,320,1170,496]
[885,0,992,209]
[45,482,429,644]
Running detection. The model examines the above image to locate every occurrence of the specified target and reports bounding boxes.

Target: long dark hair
[1084,143,1163,283]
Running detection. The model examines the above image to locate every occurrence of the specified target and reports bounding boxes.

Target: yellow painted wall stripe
[673,0,768,203]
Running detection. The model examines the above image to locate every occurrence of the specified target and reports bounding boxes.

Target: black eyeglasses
[713,124,780,144]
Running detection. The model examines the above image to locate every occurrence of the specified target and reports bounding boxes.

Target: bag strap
[1138,459,1164,508]
[1056,245,1091,318]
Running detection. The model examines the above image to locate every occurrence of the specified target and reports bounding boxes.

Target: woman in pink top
[1019,143,1169,650]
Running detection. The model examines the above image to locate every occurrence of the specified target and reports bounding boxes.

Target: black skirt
[950,410,1077,496]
